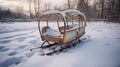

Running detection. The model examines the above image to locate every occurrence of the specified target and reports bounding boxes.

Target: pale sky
[0,0,93,14]
[0,0,67,12]
[0,0,29,11]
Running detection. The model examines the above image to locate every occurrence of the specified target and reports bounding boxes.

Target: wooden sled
[30,9,86,55]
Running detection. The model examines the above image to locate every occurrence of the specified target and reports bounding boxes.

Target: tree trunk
[29,0,32,18]
[101,0,104,18]
[68,0,71,8]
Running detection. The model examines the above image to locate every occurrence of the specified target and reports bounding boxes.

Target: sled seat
[41,26,78,44]
[42,26,63,43]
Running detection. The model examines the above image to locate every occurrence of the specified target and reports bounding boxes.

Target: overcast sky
[0,0,29,11]
[0,0,67,12]
[0,0,93,15]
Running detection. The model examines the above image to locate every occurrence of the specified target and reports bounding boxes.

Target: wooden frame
[31,9,86,51]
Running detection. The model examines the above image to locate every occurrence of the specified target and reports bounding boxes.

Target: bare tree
[33,0,37,17]
[101,0,104,18]
[68,0,71,8]
[70,0,78,8]
[29,0,33,18]
[77,0,90,16]
[37,0,40,17]
[44,2,51,11]
[15,6,23,15]
[33,0,41,18]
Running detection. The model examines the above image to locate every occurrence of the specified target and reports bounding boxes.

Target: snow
[69,24,79,29]
[63,9,86,20]
[42,27,61,37]
[41,9,86,20]
[0,21,120,67]
[42,10,62,15]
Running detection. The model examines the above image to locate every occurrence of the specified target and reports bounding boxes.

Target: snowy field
[0,21,120,67]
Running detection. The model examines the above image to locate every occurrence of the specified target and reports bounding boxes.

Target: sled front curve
[38,10,66,44]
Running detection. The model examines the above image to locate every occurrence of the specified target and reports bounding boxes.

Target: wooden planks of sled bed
[42,28,79,44]
[42,36,63,43]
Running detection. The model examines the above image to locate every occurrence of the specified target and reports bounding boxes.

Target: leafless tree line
[93,0,120,22]
[0,0,119,22]
[29,0,41,18]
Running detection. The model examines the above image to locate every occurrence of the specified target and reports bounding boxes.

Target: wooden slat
[63,29,77,43]
[42,36,63,43]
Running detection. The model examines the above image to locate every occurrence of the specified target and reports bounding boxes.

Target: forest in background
[0,0,120,22]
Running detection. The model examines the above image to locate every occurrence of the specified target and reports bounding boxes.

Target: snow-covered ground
[0,21,120,67]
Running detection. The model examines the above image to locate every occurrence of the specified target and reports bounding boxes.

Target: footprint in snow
[0,33,27,40]
[18,45,28,49]
[108,26,112,29]
[0,56,23,67]
[28,40,37,44]
[97,29,103,32]
[0,40,12,44]
[80,35,90,41]
[0,46,5,50]
[116,37,120,40]
[12,45,27,50]
[1,47,10,52]
[25,51,34,58]
[16,37,26,42]
[105,43,110,46]
[8,51,17,56]
[117,65,120,67]
[103,36,107,38]
[0,36,14,40]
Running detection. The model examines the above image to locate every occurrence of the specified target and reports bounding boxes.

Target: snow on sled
[30,9,87,55]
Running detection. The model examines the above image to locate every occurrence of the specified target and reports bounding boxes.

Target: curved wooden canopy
[38,9,86,43]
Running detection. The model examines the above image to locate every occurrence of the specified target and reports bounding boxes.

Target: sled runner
[30,9,86,55]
